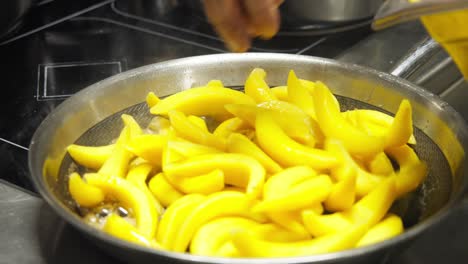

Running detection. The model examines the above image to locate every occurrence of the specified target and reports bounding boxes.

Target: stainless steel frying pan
[28,53,468,264]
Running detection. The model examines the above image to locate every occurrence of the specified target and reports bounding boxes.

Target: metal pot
[0,0,34,39]
[28,53,468,264]
[280,0,385,23]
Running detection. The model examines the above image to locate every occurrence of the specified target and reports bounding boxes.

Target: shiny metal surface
[29,53,468,264]
[281,0,384,22]
[390,38,440,78]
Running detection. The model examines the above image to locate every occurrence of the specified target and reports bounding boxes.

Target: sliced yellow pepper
[150,85,256,121]
[255,110,337,170]
[226,101,319,146]
[263,166,317,199]
[168,110,225,150]
[99,126,133,178]
[268,211,310,237]
[314,81,385,156]
[156,194,206,250]
[227,133,282,175]
[244,68,277,103]
[270,86,289,101]
[325,139,385,197]
[146,92,160,108]
[164,153,265,198]
[367,152,394,176]
[384,100,413,149]
[190,217,260,256]
[187,115,209,132]
[324,167,356,212]
[302,210,352,237]
[68,172,105,207]
[85,173,157,238]
[147,116,172,134]
[67,144,114,170]
[356,214,403,248]
[121,114,143,139]
[287,70,317,120]
[231,224,368,257]
[103,214,151,247]
[343,109,417,145]
[253,175,332,212]
[126,163,164,214]
[148,172,184,207]
[212,117,251,140]
[172,191,257,252]
[126,134,167,166]
[170,169,225,195]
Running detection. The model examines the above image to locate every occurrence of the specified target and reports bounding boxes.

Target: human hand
[203,0,283,52]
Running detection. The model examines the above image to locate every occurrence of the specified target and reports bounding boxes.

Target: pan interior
[55,88,452,231]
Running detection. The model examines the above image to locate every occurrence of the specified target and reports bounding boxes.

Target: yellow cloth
[421,8,468,79]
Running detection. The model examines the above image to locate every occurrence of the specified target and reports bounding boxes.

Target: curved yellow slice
[121,114,143,139]
[255,110,337,170]
[324,167,356,212]
[213,117,251,140]
[98,126,133,178]
[325,139,385,197]
[268,211,310,237]
[244,68,276,103]
[231,224,368,257]
[287,70,317,120]
[146,92,160,108]
[367,152,394,176]
[171,169,225,195]
[126,163,164,214]
[85,173,157,238]
[258,100,324,145]
[68,172,104,207]
[164,153,265,198]
[150,85,256,121]
[356,214,403,248]
[126,134,167,166]
[384,100,413,149]
[386,145,428,197]
[67,144,115,170]
[172,191,257,252]
[270,86,289,101]
[148,172,184,207]
[227,133,282,175]
[225,102,318,146]
[343,108,417,145]
[187,115,209,132]
[148,116,172,134]
[263,166,317,199]
[156,194,205,250]
[206,80,224,89]
[190,217,260,256]
[253,175,332,212]
[302,211,352,237]
[313,81,384,156]
[168,110,225,150]
[103,214,151,247]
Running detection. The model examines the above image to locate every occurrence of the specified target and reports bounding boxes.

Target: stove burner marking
[0,0,114,46]
[72,17,227,53]
[296,37,327,55]
[37,61,122,101]
[0,138,29,151]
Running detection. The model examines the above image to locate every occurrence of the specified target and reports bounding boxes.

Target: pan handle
[389,37,440,79]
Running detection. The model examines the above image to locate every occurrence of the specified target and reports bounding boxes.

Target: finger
[243,0,281,39]
[203,0,251,52]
